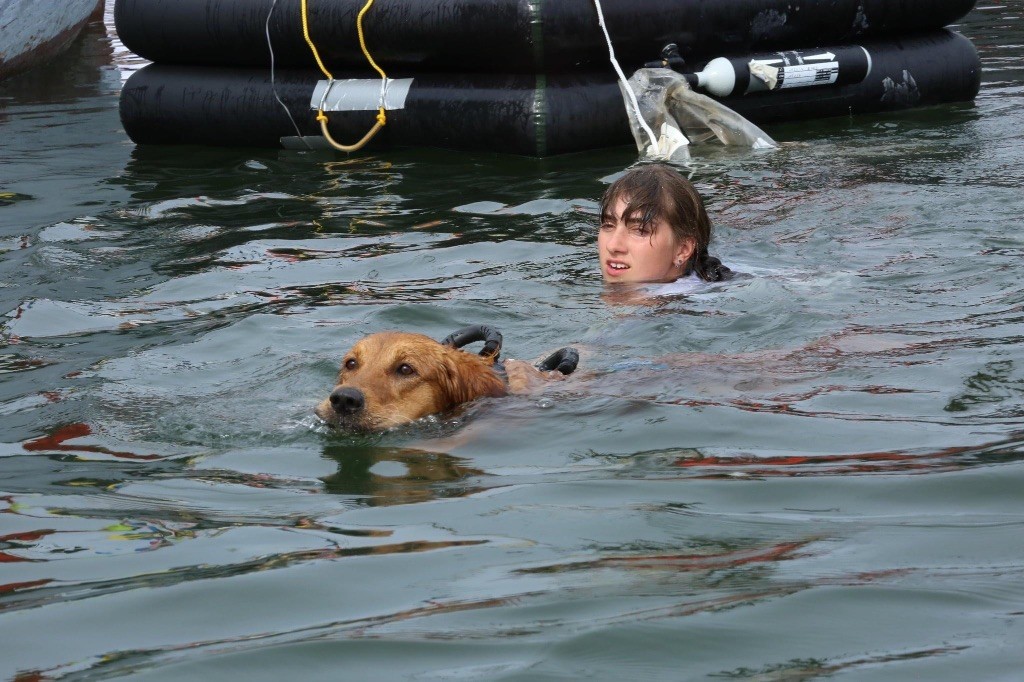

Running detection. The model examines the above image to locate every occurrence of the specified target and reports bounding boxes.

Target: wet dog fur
[315,331,568,431]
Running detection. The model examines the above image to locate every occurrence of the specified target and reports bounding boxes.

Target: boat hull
[0,0,102,80]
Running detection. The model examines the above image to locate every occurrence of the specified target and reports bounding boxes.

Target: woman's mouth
[605,260,629,276]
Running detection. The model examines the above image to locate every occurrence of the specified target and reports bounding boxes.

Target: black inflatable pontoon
[114,0,981,155]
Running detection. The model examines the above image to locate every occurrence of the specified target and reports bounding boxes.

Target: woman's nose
[604,226,627,253]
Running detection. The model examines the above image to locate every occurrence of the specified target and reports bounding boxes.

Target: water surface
[2,5,1024,680]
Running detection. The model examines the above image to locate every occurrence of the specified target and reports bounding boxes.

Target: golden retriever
[315,326,578,431]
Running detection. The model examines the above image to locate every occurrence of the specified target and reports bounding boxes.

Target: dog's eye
[344,358,357,370]
[396,363,415,376]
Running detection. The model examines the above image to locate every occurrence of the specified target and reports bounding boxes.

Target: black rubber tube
[114,0,977,72]
[118,30,980,156]
[537,348,580,375]
[118,68,630,154]
[441,325,503,358]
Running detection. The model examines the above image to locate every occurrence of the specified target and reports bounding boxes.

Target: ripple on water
[3,8,1024,680]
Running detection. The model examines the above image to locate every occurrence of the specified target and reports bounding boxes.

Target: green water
[2,5,1024,681]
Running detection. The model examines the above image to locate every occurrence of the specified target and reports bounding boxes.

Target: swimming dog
[315,325,578,431]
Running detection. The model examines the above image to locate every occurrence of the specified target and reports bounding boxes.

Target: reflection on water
[2,4,1024,681]
[22,423,162,460]
[321,444,485,504]
[672,435,1024,477]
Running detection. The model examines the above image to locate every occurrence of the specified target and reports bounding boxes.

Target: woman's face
[598,196,694,283]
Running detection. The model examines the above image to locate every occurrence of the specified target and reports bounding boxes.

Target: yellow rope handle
[316,109,386,152]
[301,0,388,153]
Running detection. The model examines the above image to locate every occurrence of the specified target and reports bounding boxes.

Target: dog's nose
[329,387,365,415]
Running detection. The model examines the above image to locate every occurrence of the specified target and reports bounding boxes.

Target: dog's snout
[329,386,365,415]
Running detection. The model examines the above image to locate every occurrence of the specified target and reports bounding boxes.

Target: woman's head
[598,164,729,283]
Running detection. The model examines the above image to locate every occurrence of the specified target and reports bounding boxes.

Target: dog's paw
[536,348,579,375]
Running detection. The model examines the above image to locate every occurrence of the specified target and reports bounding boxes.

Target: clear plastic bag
[623,67,777,160]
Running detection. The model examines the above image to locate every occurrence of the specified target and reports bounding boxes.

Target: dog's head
[315,331,508,431]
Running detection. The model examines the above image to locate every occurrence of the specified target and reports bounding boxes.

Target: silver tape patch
[310,78,413,112]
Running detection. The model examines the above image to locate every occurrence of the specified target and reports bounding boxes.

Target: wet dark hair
[600,163,731,282]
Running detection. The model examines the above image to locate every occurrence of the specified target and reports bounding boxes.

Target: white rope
[266,0,310,147]
[592,0,658,151]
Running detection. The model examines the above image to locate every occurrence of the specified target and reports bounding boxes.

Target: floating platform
[120,30,981,156]
[114,0,981,155]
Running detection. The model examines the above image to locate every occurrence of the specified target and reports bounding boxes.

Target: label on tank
[776,62,841,88]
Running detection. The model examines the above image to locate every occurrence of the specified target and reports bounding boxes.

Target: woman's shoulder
[645,272,706,297]
[646,262,782,296]
[644,268,746,296]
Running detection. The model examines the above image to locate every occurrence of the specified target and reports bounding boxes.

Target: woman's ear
[674,238,696,268]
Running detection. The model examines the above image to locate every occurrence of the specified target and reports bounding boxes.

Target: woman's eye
[599,221,614,231]
[629,224,651,236]
[344,358,357,370]
[396,363,415,376]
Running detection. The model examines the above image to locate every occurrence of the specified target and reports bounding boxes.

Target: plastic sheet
[624,68,776,160]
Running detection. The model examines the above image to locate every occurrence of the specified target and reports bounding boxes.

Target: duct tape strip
[310,78,413,111]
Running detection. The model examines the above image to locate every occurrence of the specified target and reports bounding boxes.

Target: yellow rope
[300,0,333,80]
[300,0,387,152]
[355,0,387,83]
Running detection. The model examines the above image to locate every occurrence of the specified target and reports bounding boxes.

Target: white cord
[266,0,311,147]
[592,0,658,151]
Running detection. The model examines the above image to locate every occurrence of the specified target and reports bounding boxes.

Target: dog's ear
[436,350,507,407]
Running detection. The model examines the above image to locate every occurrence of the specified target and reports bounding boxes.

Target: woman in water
[598,163,731,286]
